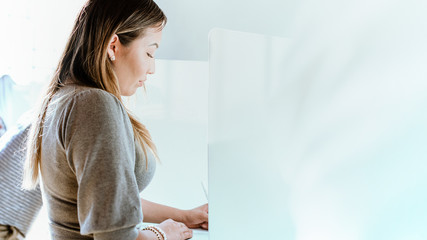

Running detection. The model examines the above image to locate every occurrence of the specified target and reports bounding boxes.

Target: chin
[119,85,140,96]
[130,89,139,96]
[120,90,136,97]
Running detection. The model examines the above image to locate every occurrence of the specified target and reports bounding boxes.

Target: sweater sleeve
[61,89,142,240]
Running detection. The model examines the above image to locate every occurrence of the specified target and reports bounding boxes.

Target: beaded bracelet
[142,226,168,240]
[153,226,167,240]
[142,227,161,240]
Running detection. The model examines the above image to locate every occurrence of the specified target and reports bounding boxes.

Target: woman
[22,0,208,239]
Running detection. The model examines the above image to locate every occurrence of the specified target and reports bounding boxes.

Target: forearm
[140,198,186,223]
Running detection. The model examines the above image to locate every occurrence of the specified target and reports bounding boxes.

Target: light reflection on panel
[279,1,427,239]
[208,29,294,239]
[208,26,427,240]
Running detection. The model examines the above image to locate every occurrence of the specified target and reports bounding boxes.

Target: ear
[107,34,120,60]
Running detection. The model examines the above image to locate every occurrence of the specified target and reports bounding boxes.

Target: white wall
[155,0,297,60]
[0,0,86,85]
[1,0,297,67]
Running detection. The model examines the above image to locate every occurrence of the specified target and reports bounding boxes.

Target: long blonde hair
[23,0,166,190]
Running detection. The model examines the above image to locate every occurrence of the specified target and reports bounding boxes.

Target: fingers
[184,206,209,229]
[201,222,208,230]
[195,207,209,221]
[194,211,208,225]
[201,211,209,220]
[183,228,193,239]
[178,221,192,239]
[158,219,195,240]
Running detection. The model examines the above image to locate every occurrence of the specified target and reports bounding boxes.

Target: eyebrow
[149,43,159,48]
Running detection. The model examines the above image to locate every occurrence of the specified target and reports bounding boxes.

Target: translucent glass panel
[208,29,294,239]
[208,27,427,240]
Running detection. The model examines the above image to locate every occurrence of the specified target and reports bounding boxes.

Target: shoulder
[54,85,134,146]
[73,86,121,107]
[57,85,126,116]
[51,85,131,133]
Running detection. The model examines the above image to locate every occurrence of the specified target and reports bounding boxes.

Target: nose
[148,59,155,75]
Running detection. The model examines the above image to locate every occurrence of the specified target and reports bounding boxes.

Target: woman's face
[111,27,163,96]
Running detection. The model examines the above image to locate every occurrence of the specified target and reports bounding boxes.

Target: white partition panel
[208,29,294,239]
[208,28,427,240]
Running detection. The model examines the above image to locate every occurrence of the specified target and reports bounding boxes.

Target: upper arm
[61,90,142,238]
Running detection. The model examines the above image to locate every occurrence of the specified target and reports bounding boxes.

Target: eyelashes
[147,53,154,58]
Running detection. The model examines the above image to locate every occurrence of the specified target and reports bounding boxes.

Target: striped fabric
[0,123,42,236]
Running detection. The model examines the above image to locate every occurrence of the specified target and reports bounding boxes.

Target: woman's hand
[139,198,208,233]
[181,203,209,230]
[158,219,193,240]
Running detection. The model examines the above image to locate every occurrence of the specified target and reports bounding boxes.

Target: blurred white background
[1,0,427,239]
